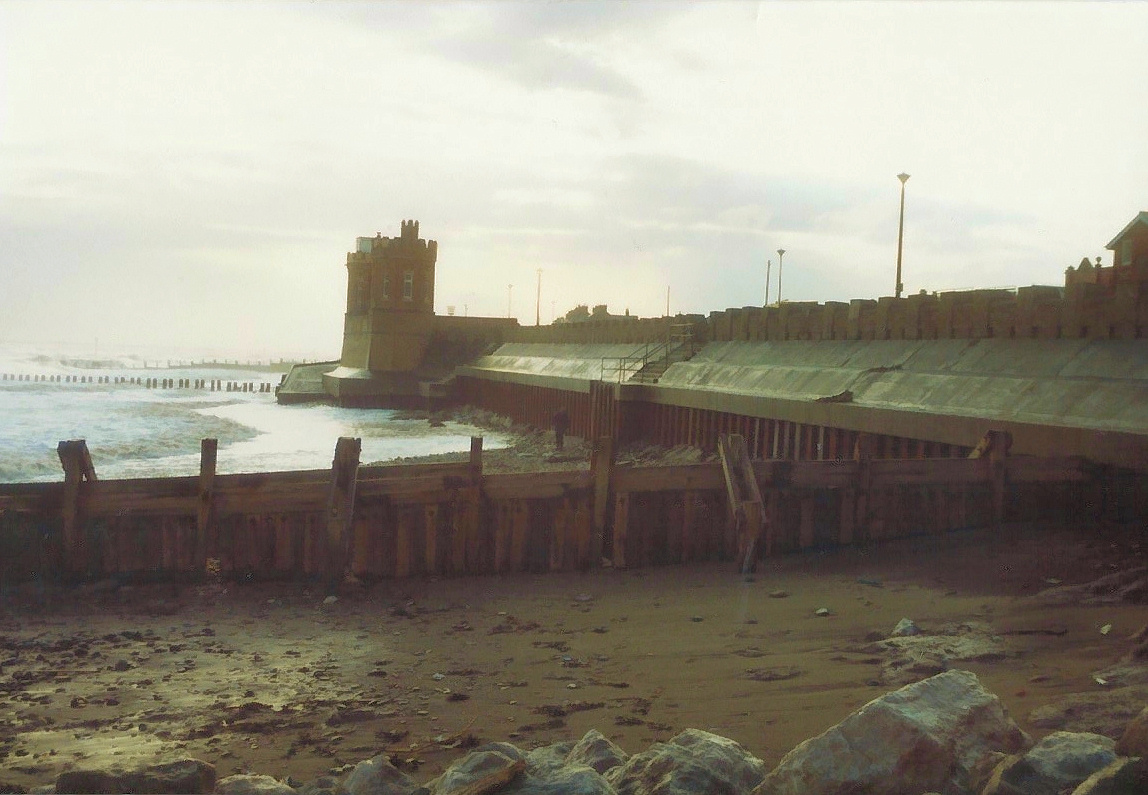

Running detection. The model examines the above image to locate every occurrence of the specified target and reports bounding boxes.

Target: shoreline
[1,518,1144,792]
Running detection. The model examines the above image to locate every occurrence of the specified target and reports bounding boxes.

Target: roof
[1106,211,1148,250]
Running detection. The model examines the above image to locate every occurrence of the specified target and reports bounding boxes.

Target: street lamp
[535,268,542,327]
[776,249,786,304]
[895,172,910,298]
[764,258,771,306]
[507,284,513,319]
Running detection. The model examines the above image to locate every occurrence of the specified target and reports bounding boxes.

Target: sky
[1,1,1145,359]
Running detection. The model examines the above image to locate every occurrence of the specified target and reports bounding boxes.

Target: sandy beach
[1,509,1144,791]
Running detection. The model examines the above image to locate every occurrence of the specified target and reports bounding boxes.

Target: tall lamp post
[507,284,513,319]
[764,258,771,306]
[776,249,786,304]
[895,172,910,298]
[535,268,542,327]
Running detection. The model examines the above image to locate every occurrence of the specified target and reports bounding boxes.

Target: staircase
[601,323,698,384]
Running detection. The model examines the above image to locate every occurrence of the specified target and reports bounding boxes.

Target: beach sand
[1,514,1144,790]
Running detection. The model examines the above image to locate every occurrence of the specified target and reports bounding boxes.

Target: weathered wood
[57,440,96,575]
[510,499,528,572]
[799,495,815,549]
[425,504,440,574]
[612,492,630,568]
[469,436,483,483]
[590,436,615,564]
[839,488,856,546]
[196,438,217,570]
[325,437,361,584]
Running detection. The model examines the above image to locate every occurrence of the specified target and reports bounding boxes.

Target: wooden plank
[838,488,856,546]
[425,504,439,575]
[196,438,217,571]
[799,494,815,549]
[494,502,512,573]
[614,463,725,493]
[612,492,630,569]
[325,437,361,585]
[510,499,528,572]
[681,490,696,562]
[57,440,96,576]
[590,437,615,564]
[395,506,412,578]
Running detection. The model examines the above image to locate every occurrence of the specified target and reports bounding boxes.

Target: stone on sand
[565,728,629,775]
[340,754,419,795]
[605,728,766,795]
[215,774,297,795]
[981,731,1116,795]
[752,669,1030,795]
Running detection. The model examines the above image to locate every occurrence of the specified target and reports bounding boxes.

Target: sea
[0,341,505,484]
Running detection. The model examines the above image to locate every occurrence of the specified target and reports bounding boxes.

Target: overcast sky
[2,1,1145,358]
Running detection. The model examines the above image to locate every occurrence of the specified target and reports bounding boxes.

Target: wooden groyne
[0,436,1095,586]
[1,373,277,393]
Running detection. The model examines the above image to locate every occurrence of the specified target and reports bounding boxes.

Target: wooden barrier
[0,437,1094,585]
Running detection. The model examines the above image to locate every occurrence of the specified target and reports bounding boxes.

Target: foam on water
[0,342,506,483]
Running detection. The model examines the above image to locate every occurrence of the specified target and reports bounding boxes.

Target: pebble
[815,608,831,617]
[769,590,790,599]
[690,616,704,622]
[323,595,338,605]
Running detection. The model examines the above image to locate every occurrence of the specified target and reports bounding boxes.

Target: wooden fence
[1,373,276,392]
[0,437,1094,586]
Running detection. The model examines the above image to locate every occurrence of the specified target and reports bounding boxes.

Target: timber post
[325,437,361,587]
[987,430,1012,531]
[196,438,217,572]
[57,439,97,577]
[590,435,615,566]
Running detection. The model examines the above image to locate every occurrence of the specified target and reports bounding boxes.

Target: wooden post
[590,436,615,565]
[799,494,815,549]
[57,440,97,576]
[325,437,360,586]
[612,492,630,568]
[196,438,217,572]
[469,436,483,482]
[987,430,1011,530]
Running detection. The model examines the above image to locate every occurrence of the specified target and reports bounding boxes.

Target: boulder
[1115,705,1148,757]
[981,731,1116,795]
[430,748,526,795]
[606,728,766,795]
[566,729,629,774]
[503,766,614,795]
[890,618,920,637]
[56,759,216,794]
[752,670,1030,795]
[340,755,419,795]
[214,774,297,795]
[525,742,575,776]
[1069,757,1148,795]
[863,621,1008,686]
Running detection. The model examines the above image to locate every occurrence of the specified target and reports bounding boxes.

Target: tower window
[403,271,414,301]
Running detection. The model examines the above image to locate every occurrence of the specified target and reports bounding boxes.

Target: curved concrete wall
[459,343,647,385]
[658,340,1148,436]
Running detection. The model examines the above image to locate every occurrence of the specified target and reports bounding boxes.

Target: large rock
[566,729,629,775]
[430,747,526,795]
[1115,705,1148,756]
[752,670,1030,795]
[340,755,419,795]
[56,759,216,794]
[862,622,1009,686]
[982,731,1116,795]
[606,728,766,795]
[1069,757,1148,795]
[214,774,296,795]
[504,766,614,795]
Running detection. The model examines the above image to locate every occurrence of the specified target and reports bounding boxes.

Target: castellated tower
[339,220,439,372]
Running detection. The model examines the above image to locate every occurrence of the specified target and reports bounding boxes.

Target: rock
[863,621,1008,686]
[1070,757,1148,795]
[56,759,216,794]
[340,755,418,795]
[752,670,1030,795]
[768,590,789,599]
[982,731,1116,795]
[565,729,629,774]
[1029,686,1148,738]
[430,748,526,795]
[606,728,766,795]
[890,618,920,637]
[503,765,613,795]
[525,742,574,776]
[1115,705,1148,756]
[215,774,297,795]
[0,782,28,794]
[323,595,338,605]
[814,608,831,617]
[297,775,340,795]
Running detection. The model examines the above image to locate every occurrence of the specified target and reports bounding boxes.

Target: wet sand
[1,519,1144,791]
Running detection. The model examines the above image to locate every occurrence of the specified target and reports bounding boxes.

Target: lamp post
[895,172,910,298]
[535,268,542,327]
[764,258,772,306]
[776,249,786,304]
[507,284,513,319]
